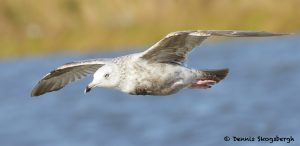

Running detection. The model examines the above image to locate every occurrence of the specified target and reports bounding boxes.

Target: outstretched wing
[31,59,107,96]
[139,30,288,65]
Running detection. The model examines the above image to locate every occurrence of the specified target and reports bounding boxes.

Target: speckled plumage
[31,30,288,96]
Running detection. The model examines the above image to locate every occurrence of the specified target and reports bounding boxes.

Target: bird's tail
[197,68,229,83]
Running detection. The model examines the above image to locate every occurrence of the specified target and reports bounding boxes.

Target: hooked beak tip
[84,86,92,94]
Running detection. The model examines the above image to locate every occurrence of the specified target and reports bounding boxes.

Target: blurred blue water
[0,36,299,146]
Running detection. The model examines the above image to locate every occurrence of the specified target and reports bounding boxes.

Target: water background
[1,36,299,146]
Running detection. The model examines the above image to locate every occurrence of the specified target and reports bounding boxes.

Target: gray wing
[139,30,288,65]
[31,59,107,96]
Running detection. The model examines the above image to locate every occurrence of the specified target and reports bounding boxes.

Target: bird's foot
[190,80,216,89]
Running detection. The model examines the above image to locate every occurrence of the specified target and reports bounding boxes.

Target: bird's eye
[104,73,110,78]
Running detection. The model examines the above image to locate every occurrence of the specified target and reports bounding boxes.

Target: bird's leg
[190,80,216,89]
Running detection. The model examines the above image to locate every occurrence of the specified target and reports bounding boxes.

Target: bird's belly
[130,65,191,95]
[132,79,173,95]
[132,86,182,96]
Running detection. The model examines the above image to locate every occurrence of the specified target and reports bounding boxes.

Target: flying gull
[31,30,288,96]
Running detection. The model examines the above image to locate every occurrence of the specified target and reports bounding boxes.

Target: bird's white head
[85,63,120,93]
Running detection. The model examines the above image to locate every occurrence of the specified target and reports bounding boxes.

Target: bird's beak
[84,83,96,94]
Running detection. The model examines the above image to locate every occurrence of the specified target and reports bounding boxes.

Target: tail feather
[199,68,229,83]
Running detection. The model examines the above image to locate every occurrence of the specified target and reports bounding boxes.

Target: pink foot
[190,80,216,89]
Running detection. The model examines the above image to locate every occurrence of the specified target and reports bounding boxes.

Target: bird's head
[85,63,120,93]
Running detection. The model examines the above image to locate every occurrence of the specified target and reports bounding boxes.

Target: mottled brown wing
[31,59,106,96]
[139,30,288,65]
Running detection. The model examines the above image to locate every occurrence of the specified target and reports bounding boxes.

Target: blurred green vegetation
[0,0,299,58]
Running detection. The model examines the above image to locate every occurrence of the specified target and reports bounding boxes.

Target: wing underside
[31,59,106,96]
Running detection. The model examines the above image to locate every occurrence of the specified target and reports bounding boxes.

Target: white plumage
[31,30,287,96]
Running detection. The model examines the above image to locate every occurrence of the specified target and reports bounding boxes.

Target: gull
[31,30,287,96]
